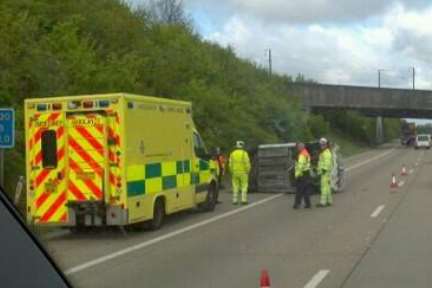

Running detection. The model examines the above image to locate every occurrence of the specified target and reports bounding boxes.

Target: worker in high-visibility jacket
[215,147,226,189]
[317,137,333,207]
[229,141,251,205]
[294,142,312,209]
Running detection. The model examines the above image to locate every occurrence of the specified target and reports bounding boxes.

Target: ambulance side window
[193,132,207,158]
[41,130,58,169]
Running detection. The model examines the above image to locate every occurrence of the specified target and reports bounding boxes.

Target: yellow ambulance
[25,93,219,229]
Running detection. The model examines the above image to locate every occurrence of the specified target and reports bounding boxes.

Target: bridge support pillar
[376,116,384,144]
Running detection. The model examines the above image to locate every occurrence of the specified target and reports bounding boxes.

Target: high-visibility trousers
[232,173,248,203]
[320,173,332,205]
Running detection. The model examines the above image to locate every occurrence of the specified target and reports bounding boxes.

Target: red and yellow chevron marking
[67,114,106,202]
[30,112,68,224]
[107,112,121,201]
[69,158,103,199]
[32,112,61,147]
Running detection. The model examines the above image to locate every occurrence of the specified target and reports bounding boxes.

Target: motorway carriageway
[43,145,431,288]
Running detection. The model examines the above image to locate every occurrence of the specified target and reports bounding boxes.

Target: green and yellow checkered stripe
[126,160,212,197]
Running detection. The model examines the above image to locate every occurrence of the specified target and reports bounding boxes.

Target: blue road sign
[0,109,15,148]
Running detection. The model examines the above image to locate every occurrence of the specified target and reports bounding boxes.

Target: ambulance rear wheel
[149,198,165,230]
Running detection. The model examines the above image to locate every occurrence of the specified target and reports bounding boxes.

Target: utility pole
[376,69,385,144]
[412,67,415,90]
[378,70,381,88]
[267,48,272,78]
[378,69,385,88]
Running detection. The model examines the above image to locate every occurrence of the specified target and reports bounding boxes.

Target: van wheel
[201,184,217,212]
[149,199,165,230]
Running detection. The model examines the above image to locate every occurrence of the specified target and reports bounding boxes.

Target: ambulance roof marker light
[36,104,47,111]
[99,100,110,108]
[68,101,81,109]
[52,103,62,110]
[83,100,94,108]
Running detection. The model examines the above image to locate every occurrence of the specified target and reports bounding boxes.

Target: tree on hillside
[147,0,188,25]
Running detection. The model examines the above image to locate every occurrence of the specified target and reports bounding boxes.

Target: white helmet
[236,141,245,148]
[319,137,328,145]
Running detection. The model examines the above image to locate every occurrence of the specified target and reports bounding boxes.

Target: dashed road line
[304,270,330,288]
[370,205,385,218]
[63,148,396,275]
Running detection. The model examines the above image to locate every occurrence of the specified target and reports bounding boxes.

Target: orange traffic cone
[260,270,271,288]
[401,165,407,176]
[390,173,398,188]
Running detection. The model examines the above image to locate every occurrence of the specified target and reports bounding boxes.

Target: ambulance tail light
[36,104,47,111]
[83,101,94,108]
[52,103,62,110]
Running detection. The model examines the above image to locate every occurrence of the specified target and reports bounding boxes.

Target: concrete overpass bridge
[288,83,432,142]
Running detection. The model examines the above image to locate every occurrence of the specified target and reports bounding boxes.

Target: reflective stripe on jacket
[318,148,332,175]
[229,149,251,174]
[295,148,311,178]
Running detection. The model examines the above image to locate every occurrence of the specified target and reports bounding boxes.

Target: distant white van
[415,134,431,149]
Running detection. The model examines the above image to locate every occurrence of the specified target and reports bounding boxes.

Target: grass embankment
[326,130,369,158]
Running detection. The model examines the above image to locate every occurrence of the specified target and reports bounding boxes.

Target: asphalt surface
[42,145,431,288]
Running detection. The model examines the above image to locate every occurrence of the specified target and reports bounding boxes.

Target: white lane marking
[64,148,395,275]
[64,193,283,275]
[345,149,394,172]
[304,270,330,288]
[45,151,396,240]
[398,181,405,187]
[370,205,385,218]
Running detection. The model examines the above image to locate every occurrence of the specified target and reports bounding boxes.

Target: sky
[183,0,432,88]
[133,0,432,122]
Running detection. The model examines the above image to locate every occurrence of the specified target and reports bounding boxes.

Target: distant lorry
[249,141,344,194]
[25,93,218,230]
[400,120,416,146]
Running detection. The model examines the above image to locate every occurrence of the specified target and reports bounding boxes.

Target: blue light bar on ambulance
[99,100,110,108]
[36,104,47,111]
